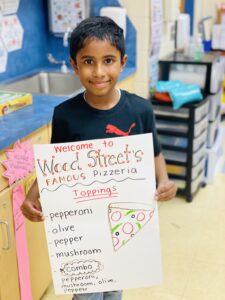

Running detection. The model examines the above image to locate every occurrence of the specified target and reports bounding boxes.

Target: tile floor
[41,171,225,300]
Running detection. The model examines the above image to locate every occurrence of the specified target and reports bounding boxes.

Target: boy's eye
[84,59,93,65]
[105,58,114,64]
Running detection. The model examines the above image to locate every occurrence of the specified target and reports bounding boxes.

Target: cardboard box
[0,90,32,116]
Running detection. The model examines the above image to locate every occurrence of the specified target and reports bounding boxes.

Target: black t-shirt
[51,90,161,156]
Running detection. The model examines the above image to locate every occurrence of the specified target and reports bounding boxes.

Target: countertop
[159,52,220,65]
[0,94,67,149]
[0,67,136,150]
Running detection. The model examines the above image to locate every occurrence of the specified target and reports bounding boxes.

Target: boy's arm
[21,179,44,222]
[154,153,177,201]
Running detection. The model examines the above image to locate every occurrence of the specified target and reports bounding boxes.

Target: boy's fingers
[157,189,175,201]
[157,181,174,193]
[21,210,44,222]
[156,181,177,201]
[21,200,44,221]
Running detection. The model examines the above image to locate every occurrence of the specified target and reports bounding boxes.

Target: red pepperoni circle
[111,211,122,221]
[136,212,145,221]
[113,236,120,247]
[122,222,134,234]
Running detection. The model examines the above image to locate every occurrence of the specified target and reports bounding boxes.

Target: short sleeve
[50,107,68,144]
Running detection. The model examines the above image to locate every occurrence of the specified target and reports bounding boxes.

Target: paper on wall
[0,37,7,72]
[149,0,163,91]
[1,14,23,52]
[1,0,20,15]
[2,139,34,185]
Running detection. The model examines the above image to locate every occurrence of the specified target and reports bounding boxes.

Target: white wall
[120,0,150,98]
[159,22,176,58]
[193,0,219,39]
[121,0,179,98]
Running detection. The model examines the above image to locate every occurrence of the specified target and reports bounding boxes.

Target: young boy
[21,16,176,300]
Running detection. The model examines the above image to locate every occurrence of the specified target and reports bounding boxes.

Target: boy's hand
[155,180,177,201]
[21,197,44,222]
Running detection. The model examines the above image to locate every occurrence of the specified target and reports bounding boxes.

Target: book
[0,90,32,116]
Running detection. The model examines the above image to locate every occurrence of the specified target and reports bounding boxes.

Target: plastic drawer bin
[169,64,207,89]
[167,157,205,180]
[158,129,207,151]
[207,89,222,122]
[194,117,208,138]
[156,120,188,134]
[163,143,206,165]
[153,100,208,123]
[207,111,220,148]
[153,105,190,119]
[156,115,207,137]
[173,170,204,194]
[158,135,188,148]
[191,170,205,194]
[205,127,225,183]
[163,149,187,163]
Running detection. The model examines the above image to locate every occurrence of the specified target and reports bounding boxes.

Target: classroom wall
[0,0,48,81]
[0,0,136,82]
[120,0,150,98]
[159,22,175,58]
[193,0,219,39]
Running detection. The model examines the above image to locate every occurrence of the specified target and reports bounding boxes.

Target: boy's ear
[120,54,128,72]
[70,57,79,75]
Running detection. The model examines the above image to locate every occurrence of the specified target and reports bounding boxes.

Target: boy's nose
[93,63,105,77]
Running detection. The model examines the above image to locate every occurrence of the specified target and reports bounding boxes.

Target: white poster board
[34,133,162,295]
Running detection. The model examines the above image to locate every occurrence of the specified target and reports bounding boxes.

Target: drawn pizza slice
[108,202,155,251]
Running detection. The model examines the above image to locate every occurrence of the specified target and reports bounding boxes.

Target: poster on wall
[149,0,163,92]
[1,15,23,52]
[48,0,87,34]
[34,134,162,295]
[0,0,20,15]
[0,38,7,72]
[1,0,20,15]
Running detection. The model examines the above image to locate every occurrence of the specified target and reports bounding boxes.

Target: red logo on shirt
[106,123,136,136]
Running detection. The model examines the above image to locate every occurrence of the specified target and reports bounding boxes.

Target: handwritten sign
[2,139,34,185]
[34,134,162,295]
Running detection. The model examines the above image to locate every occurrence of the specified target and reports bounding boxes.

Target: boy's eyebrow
[80,54,118,59]
[80,55,94,59]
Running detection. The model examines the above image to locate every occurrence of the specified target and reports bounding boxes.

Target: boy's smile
[70,39,127,109]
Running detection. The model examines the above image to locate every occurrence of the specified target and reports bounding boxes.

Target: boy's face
[70,39,127,104]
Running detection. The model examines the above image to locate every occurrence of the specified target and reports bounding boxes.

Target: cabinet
[0,125,51,300]
[25,209,51,300]
[0,187,20,300]
[152,97,209,202]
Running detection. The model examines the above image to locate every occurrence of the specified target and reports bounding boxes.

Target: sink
[0,71,84,96]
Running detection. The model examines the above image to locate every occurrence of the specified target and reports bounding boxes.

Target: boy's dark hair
[70,16,125,61]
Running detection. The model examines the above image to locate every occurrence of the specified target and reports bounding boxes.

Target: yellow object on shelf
[166,164,185,175]
[0,90,32,116]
